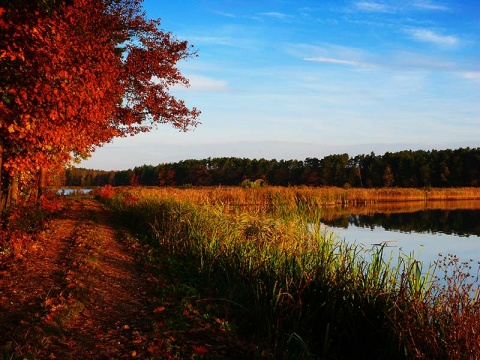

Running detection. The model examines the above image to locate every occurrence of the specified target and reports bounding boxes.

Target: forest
[65,147,480,188]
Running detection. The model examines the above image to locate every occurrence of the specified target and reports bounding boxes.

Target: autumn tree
[383,166,395,187]
[0,0,199,211]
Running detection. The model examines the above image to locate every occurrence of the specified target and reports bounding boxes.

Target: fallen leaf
[192,345,209,354]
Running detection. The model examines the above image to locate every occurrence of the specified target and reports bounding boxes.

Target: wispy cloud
[355,1,391,13]
[182,75,230,92]
[291,43,376,68]
[213,10,236,18]
[354,0,450,14]
[390,50,455,70]
[297,43,460,73]
[413,1,450,11]
[257,12,292,20]
[406,28,459,46]
[460,72,480,82]
[304,56,370,67]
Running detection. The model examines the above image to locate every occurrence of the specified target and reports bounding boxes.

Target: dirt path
[56,204,156,359]
[0,199,161,359]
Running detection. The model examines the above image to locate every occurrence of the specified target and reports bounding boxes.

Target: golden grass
[116,186,480,209]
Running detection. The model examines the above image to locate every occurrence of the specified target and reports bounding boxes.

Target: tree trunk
[10,173,19,206]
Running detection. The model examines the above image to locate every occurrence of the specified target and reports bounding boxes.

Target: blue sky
[81,0,479,170]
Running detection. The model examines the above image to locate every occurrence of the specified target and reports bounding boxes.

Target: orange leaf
[153,306,165,313]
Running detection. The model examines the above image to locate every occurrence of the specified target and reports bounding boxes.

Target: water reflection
[320,200,480,266]
[322,200,480,237]
[324,210,480,238]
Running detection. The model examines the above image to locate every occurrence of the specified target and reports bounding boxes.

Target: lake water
[321,201,480,267]
[57,188,92,195]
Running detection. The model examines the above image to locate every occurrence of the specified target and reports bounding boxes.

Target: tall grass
[101,186,480,359]
[115,186,480,211]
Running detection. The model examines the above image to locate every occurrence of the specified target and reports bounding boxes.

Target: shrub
[93,185,115,200]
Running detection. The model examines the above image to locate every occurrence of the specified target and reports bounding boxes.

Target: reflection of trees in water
[323,210,480,237]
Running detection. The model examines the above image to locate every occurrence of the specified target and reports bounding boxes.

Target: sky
[80,0,480,170]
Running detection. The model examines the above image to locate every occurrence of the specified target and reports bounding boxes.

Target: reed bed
[119,186,480,206]
[100,186,480,359]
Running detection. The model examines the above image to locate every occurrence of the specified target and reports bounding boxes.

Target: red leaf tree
[0,0,199,210]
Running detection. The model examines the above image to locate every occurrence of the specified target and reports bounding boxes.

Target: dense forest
[65,147,480,188]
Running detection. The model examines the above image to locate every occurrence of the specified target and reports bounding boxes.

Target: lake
[57,188,92,195]
[321,200,480,267]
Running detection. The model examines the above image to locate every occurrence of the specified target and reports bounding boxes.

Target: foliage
[240,179,266,188]
[92,184,115,201]
[0,192,63,267]
[0,0,199,211]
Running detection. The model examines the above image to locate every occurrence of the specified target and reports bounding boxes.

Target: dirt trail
[0,199,162,359]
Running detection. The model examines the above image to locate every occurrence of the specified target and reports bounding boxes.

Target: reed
[101,186,480,359]
[111,185,480,207]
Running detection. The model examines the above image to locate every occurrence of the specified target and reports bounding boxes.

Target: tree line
[65,147,480,188]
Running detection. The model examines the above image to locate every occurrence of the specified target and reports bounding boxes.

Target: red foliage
[0,192,62,266]
[39,193,63,214]
[192,345,209,355]
[94,185,115,201]
[0,0,199,205]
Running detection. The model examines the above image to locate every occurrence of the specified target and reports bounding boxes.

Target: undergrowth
[0,192,63,268]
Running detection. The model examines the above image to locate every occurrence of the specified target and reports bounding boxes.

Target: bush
[240,179,266,189]
[93,185,115,200]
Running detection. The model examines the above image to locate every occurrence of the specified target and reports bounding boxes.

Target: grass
[111,185,480,205]
[99,186,480,359]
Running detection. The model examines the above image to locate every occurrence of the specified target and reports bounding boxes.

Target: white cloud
[257,12,292,20]
[291,43,374,66]
[182,74,230,92]
[355,1,391,13]
[304,56,369,67]
[187,25,263,49]
[406,28,459,46]
[296,43,462,73]
[413,1,450,11]
[354,1,450,14]
[460,72,480,82]
[212,10,236,18]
